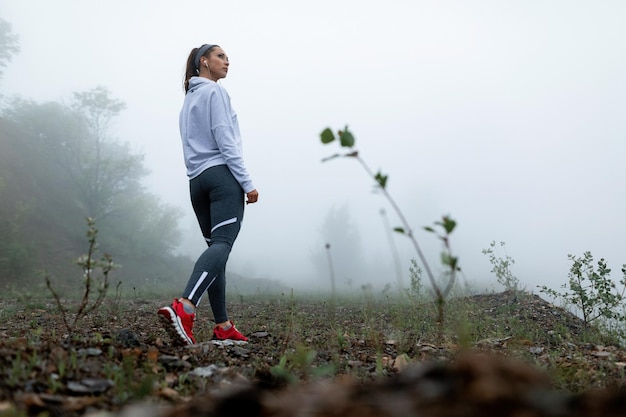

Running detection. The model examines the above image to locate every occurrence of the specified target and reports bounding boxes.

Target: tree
[310,204,368,291]
[0,89,185,287]
[0,18,20,82]
[4,88,145,220]
[69,86,142,219]
[0,174,32,282]
[0,115,75,283]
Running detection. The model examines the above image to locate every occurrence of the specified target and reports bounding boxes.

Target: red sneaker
[213,321,248,342]
[158,299,196,346]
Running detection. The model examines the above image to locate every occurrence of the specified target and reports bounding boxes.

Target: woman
[158,44,258,345]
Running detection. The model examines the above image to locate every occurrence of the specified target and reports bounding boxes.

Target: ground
[1,290,625,416]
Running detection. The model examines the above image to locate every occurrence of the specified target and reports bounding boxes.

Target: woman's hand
[246,189,259,204]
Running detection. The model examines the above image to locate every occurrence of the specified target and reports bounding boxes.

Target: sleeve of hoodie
[209,87,255,193]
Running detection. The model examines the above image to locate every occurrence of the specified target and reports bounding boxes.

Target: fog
[3,1,626,294]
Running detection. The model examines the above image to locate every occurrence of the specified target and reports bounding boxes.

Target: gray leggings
[183,164,244,323]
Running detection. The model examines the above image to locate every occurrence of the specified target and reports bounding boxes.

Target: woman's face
[204,47,229,81]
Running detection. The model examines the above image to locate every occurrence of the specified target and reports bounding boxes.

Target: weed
[7,353,23,388]
[270,355,297,384]
[406,258,423,301]
[319,126,459,344]
[270,344,329,383]
[102,354,156,404]
[335,328,348,351]
[69,349,78,372]
[539,251,626,330]
[278,288,298,356]
[26,327,42,345]
[324,243,337,300]
[57,358,67,380]
[109,280,124,319]
[482,241,521,292]
[44,217,117,340]
[375,351,384,377]
[47,373,62,394]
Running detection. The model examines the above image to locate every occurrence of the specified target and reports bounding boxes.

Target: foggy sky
[3,1,626,294]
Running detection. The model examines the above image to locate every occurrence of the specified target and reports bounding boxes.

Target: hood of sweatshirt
[188,76,215,93]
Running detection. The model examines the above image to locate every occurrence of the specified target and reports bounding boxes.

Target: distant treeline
[0,88,191,290]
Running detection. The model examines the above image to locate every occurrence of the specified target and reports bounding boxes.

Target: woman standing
[158,44,258,345]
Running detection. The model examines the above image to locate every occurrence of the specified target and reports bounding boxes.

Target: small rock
[158,354,180,364]
[190,365,220,378]
[211,339,248,347]
[67,378,113,395]
[232,346,249,357]
[115,329,140,347]
[77,348,103,357]
[476,336,513,347]
[113,404,166,417]
[394,354,410,372]
[159,355,192,370]
[158,387,180,401]
[0,402,15,412]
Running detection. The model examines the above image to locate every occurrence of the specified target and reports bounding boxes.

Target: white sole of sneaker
[158,306,194,346]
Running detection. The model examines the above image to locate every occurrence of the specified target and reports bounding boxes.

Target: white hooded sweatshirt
[179,76,254,193]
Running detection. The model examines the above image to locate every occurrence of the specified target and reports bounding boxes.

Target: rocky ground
[1,290,626,416]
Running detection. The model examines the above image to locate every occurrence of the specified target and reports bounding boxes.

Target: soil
[1,290,626,416]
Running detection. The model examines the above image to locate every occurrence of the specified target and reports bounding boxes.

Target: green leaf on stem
[374,171,388,189]
[320,128,335,144]
[441,252,458,269]
[339,126,355,148]
[436,216,456,234]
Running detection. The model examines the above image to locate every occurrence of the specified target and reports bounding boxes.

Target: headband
[194,44,216,70]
